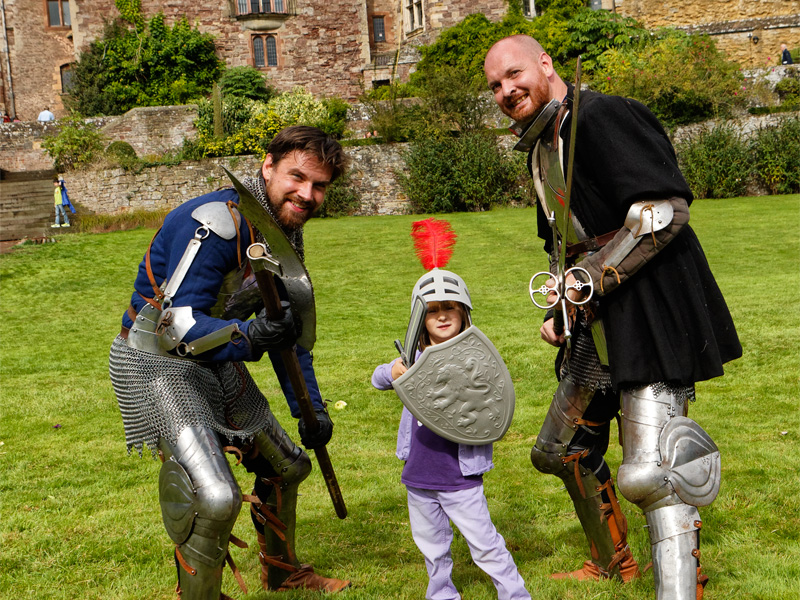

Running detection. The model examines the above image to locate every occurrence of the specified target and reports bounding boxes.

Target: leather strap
[562,449,591,498]
[120,326,130,340]
[225,549,248,594]
[174,546,196,576]
[567,229,619,257]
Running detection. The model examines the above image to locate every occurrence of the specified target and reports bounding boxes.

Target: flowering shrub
[185,88,349,160]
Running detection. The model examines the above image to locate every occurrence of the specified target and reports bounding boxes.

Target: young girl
[371,219,530,600]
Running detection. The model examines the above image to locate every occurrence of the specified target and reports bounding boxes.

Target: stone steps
[0,175,70,241]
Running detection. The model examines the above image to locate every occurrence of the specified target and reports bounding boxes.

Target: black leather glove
[248,302,298,356]
[298,406,333,449]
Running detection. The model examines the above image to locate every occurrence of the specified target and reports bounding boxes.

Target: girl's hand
[391,359,408,380]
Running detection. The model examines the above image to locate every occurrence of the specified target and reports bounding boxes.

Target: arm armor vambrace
[579,197,689,296]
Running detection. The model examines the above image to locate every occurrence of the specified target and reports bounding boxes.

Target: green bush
[317,170,361,218]
[775,76,800,109]
[186,87,348,159]
[41,117,107,172]
[360,88,424,143]
[105,140,139,170]
[317,97,351,139]
[218,66,276,102]
[750,117,800,195]
[397,132,528,213]
[676,124,750,199]
[597,33,746,128]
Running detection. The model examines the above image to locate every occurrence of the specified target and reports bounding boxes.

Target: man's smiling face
[484,38,553,123]
[261,150,334,230]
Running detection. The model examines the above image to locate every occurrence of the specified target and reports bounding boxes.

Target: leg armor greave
[246,411,311,590]
[617,385,721,600]
[158,427,243,600]
[531,379,638,581]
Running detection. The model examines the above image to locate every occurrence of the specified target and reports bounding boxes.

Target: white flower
[334,400,347,411]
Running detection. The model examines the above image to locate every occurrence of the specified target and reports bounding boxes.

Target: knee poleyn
[530,444,568,475]
[280,449,312,485]
[617,461,671,509]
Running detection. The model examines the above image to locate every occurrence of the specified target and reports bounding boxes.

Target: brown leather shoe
[551,552,640,583]
[276,564,351,592]
[551,560,608,581]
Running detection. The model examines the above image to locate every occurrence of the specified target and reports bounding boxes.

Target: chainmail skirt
[109,335,274,457]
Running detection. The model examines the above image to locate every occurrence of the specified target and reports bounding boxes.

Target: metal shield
[392,326,515,445]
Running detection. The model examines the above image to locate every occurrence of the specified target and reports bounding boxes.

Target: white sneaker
[61,223,70,227]
[51,224,60,228]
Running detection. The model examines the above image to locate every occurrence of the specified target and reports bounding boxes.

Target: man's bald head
[484,34,566,122]
[486,35,545,63]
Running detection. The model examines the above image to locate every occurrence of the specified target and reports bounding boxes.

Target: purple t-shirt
[401,418,483,491]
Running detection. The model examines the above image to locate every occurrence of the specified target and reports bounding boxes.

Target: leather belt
[120,325,130,340]
[566,229,619,257]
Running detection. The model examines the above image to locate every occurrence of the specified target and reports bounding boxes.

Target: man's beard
[508,76,551,123]
[266,184,314,232]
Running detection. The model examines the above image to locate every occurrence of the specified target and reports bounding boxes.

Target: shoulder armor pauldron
[191,202,240,240]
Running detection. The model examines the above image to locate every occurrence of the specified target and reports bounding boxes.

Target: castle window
[60,64,75,93]
[266,37,278,66]
[253,35,278,67]
[240,0,287,14]
[47,0,70,27]
[405,0,423,32]
[253,37,265,67]
[523,0,537,17]
[373,16,386,42]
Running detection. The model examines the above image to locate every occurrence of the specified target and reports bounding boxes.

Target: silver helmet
[411,268,473,311]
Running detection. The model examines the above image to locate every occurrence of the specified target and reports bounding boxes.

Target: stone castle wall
[61,144,411,217]
[0,106,196,174]
[619,0,800,67]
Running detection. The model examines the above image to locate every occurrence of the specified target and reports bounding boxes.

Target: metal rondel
[529,266,594,310]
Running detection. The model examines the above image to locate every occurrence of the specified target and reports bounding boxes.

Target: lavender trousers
[406,485,531,600]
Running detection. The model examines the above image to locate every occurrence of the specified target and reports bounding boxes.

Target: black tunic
[535,86,742,388]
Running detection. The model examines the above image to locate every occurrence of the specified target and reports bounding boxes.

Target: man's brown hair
[267,125,349,183]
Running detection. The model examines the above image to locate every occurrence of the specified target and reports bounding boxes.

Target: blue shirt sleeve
[268,344,324,417]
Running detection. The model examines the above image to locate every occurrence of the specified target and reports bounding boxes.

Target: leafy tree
[67,11,223,116]
[596,33,746,127]
[560,8,649,74]
[218,66,276,102]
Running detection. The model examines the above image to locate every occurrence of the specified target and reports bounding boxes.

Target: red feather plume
[411,218,457,270]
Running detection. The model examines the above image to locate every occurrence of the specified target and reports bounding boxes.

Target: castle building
[1,1,798,121]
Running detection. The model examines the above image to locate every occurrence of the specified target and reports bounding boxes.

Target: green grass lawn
[1,196,798,600]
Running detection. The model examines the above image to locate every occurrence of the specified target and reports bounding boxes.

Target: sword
[528,56,594,344]
[225,168,347,520]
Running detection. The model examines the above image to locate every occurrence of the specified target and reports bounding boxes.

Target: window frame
[45,0,71,29]
[404,0,423,34]
[373,16,386,43]
[252,34,279,68]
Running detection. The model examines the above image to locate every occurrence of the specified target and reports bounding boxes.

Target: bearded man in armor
[109,126,351,599]
[484,36,742,600]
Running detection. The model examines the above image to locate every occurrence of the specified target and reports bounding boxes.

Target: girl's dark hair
[267,125,349,183]
[418,300,470,351]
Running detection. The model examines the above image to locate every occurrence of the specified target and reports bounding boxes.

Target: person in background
[781,43,794,65]
[37,107,55,122]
